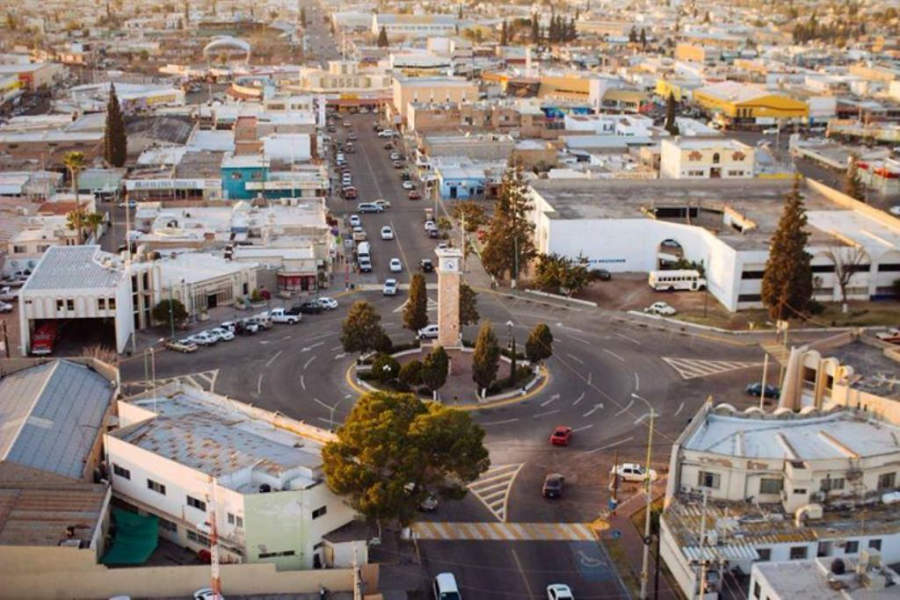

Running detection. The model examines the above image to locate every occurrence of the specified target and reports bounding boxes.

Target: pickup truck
[270,307,302,324]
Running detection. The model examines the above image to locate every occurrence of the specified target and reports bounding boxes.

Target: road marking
[532,409,560,419]
[614,399,634,416]
[390,217,414,286]
[334,353,347,360]
[511,549,535,599]
[258,340,270,345]
[555,322,586,334]
[540,393,560,407]
[634,412,655,425]
[303,356,317,370]
[301,341,325,353]
[587,372,592,385]
[674,401,685,416]
[586,436,634,454]
[481,418,520,426]
[300,375,306,390]
[412,521,600,542]
[573,424,594,432]
[583,404,603,417]
[467,463,524,522]
[312,397,331,411]
[392,296,438,313]
[264,350,283,368]
[603,348,625,362]
[330,345,343,351]
[282,335,292,341]
[634,371,640,391]
[572,392,585,406]
[570,335,590,345]
[614,332,642,345]
[256,373,264,396]
[566,353,584,364]
[661,357,762,380]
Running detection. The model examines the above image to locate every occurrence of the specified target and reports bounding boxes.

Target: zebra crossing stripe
[661,357,761,380]
[466,463,524,522]
[411,522,600,541]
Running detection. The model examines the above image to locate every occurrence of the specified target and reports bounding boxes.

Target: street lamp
[631,392,657,600]
[506,320,516,383]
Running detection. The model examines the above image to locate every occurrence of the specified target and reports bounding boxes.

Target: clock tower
[435,246,463,348]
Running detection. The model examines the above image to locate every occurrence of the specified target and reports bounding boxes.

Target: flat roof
[0,484,108,547]
[156,253,256,286]
[22,246,124,292]
[753,557,900,599]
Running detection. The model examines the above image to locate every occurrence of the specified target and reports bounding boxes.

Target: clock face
[444,259,458,272]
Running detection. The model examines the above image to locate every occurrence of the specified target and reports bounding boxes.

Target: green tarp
[101,508,159,565]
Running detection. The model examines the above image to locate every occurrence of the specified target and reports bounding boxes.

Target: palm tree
[63,151,86,207]
[66,208,88,245]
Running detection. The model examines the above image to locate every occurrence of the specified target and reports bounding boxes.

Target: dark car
[746,382,780,399]
[383,141,393,149]
[420,259,434,273]
[542,473,565,498]
[294,301,325,314]
[401,172,411,181]
[591,268,612,281]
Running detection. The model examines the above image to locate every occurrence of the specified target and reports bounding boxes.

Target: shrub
[391,340,421,352]
[500,348,526,361]
[250,288,263,302]
[357,369,376,382]
[399,360,423,387]
[371,353,400,383]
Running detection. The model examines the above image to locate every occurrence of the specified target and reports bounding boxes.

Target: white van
[433,572,461,600]
[357,241,371,260]
[648,269,706,291]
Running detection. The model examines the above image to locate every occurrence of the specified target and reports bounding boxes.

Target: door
[207,293,218,309]
[450,186,457,199]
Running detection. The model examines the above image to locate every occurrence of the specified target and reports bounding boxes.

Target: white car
[380,226,394,240]
[383,278,398,295]
[377,128,395,138]
[374,198,391,210]
[610,462,658,483]
[349,215,361,227]
[317,296,339,310]
[0,286,16,301]
[389,258,403,272]
[0,301,12,313]
[402,180,415,190]
[547,584,574,600]
[209,327,234,341]
[389,152,400,161]
[193,589,225,600]
[424,220,436,232]
[890,205,900,216]
[645,301,677,316]
[188,332,218,346]
[417,324,439,339]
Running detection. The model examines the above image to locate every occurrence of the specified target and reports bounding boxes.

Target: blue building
[221,153,269,200]
[436,165,486,199]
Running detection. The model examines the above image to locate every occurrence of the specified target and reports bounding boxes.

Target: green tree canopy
[451,200,486,233]
[103,83,128,167]
[152,298,188,327]
[377,25,388,47]
[399,359,423,387]
[63,151,86,200]
[664,92,680,135]
[341,301,387,353]
[403,273,429,332]
[761,177,813,320]
[322,392,489,528]
[534,253,590,296]
[472,321,500,393]
[481,166,536,283]
[372,353,400,383]
[525,323,553,363]
[459,283,479,327]
[421,345,449,393]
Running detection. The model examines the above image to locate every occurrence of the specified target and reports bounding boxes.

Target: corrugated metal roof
[21,245,124,291]
[0,360,112,479]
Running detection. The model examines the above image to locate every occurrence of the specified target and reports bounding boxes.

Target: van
[357,202,383,213]
[357,241,371,260]
[432,572,461,600]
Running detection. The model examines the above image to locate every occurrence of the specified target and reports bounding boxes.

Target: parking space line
[264,350,283,368]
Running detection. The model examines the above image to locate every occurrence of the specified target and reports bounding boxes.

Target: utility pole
[639,409,656,600]
[207,477,223,600]
[695,488,709,600]
[352,545,363,600]
[759,352,769,409]
[168,284,176,341]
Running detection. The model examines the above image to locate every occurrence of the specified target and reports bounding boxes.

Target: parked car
[389,152,400,161]
[383,278,398,296]
[408,190,421,200]
[383,141,393,149]
[547,583,574,600]
[188,331,218,346]
[745,382,780,399]
[165,339,198,353]
[549,426,572,446]
[591,268,612,281]
[542,473,565,498]
[424,220,436,232]
[419,494,439,512]
[377,128,395,138]
[0,301,13,313]
[381,226,394,240]
[402,180,415,190]
[373,198,391,210]
[432,573,460,600]
[420,259,434,273]
[389,258,403,272]
[270,307,302,324]
[193,589,225,600]
[874,327,900,343]
[417,324,439,339]
[0,286,17,301]
[295,301,324,314]
[349,215,361,227]
[610,462,657,483]
[251,313,273,329]
[393,160,404,169]
[644,301,677,316]
[209,327,234,341]
[220,321,237,333]
[358,257,373,272]
[317,297,339,310]
[235,319,259,335]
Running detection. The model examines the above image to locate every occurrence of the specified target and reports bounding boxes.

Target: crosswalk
[661,357,761,380]
[467,463,523,522]
[125,369,219,394]
[412,521,599,542]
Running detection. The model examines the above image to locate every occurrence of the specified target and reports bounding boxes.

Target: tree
[63,151,86,204]
[152,298,187,327]
[372,353,400,383]
[628,25,637,43]
[525,323,553,363]
[459,283,479,326]
[825,244,868,313]
[472,321,500,394]
[844,156,865,201]
[399,359,423,387]
[481,166,536,285]
[761,177,813,320]
[322,391,489,530]
[534,253,590,296]
[664,92,680,135]
[640,27,647,49]
[300,7,306,27]
[377,25,388,47]
[403,273,429,332]
[421,345,449,394]
[451,200,485,263]
[341,301,387,353]
[65,209,88,245]
[500,20,508,46]
[103,83,127,167]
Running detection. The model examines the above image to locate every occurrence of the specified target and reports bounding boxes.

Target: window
[845,541,859,553]
[820,477,845,492]
[259,550,295,558]
[712,152,720,164]
[811,264,835,273]
[738,294,762,302]
[12,245,26,254]
[187,530,210,546]
[108,297,116,309]
[158,517,177,533]
[756,548,771,561]
[698,471,720,489]
[236,515,243,528]
[789,546,808,559]
[868,539,881,551]
[112,464,130,480]
[227,513,234,524]
[66,299,74,311]
[56,299,64,311]
[793,488,807,495]
[98,298,106,310]
[231,172,243,180]
[186,495,206,511]
[759,478,783,494]
[877,472,895,490]
[147,479,166,495]
[753,582,761,598]
[741,270,764,279]
[312,506,327,519]
[878,263,900,272]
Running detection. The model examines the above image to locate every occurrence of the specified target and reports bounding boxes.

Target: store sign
[125,178,220,191]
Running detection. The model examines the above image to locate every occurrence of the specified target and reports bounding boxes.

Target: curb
[626,310,867,335]
[525,288,598,307]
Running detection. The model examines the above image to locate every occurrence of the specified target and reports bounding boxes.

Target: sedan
[188,332,218,346]
[349,215,361,227]
[383,278,398,296]
[0,286,16,301]
[542,473,565,499]
[389,258,403,272]
[549,426,572,447]
[746,382,780,399]
[420,259,434,273]
[393,160,404,169]
[402,180,415,190]
[0,301,13,312]
[380,226,394,240]
[389,152,400,161]
[209,327,234,341]
[408,190,421,200]
[296,301,324,314]
[317,297,339,310]
[374,199,391,209]
[417,324,439,339]
[547,583,574,600]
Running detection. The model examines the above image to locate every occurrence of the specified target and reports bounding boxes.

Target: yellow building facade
[693,82,809,120]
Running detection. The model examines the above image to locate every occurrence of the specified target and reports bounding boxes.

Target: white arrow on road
[572,392,585,406]
[300,341,325,353]
[583,404,604,417]
[540,393,560,407]
[334,353,347,360]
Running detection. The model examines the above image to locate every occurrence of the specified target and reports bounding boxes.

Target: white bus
[648,269,706,292]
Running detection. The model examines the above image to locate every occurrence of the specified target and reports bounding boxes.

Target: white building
[660,137,756,179]
[749,554,899,600]
[563,113,655,137]
[526,178,900,311]
[371,14,461,38]
[105,383,362,570]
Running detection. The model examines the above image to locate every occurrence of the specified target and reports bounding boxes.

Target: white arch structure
[203,36,252,63]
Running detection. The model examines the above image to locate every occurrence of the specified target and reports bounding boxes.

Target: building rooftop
[113,385,334,493]
[0,360,113,480]
[827,341,900,400]
[22,246,124,291]
[665,136,753,151]
[0,484,109,547]
[753,556,900,599]
[156,252,257,286]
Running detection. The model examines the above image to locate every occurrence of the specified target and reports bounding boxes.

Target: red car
[408,190,421,200]
[550,426,572,446]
